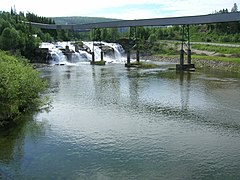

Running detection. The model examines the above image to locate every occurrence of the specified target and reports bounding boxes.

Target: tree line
[0,10,80,61]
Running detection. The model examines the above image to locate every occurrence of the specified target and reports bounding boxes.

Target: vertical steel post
[127,27,131,65]
[100,29,104,62]
[180,25,185,65]
[135,27,140,63]
[187,25,192,65]
[92,29,95,64]
[127,50,131,65]
[101,51,104,61]
[136,50,140,63]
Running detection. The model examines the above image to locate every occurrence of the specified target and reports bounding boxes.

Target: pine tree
[231,3,238,12]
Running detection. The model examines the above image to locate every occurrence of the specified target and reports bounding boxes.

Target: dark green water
[1,64,240,179]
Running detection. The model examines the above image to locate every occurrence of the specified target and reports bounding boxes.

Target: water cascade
[39,41,126,65]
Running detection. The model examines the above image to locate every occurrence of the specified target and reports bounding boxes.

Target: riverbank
[141,54,240,72]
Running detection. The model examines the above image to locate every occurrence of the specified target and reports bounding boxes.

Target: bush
[0,50,48,126]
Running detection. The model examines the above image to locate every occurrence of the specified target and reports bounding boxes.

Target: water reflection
[0,114,49,179]
[179,71,191,111]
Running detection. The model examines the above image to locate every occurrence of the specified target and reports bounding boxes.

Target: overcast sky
[0,0,238,19]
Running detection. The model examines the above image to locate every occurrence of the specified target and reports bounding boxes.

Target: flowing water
[1,51,240,179]
[41,41,126,65]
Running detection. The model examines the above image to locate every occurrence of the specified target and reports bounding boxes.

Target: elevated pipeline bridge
[27,12,240,70]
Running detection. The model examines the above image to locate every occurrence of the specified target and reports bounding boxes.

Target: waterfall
[39,41,125,65]
[82,41,125,63]
[101,42,125,62]
[40,42,67,65]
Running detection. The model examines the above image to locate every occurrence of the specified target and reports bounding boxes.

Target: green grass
[128,62,158,68]
[153,51,240,64]
[192,55,240,63]
[91,61,106,65]
[191,44,240,55]
[153,54,178,58]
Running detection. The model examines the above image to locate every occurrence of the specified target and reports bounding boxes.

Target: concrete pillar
[187,49,191,64]
[91,38,95,64]
[65,45,70,53]
[92,52,95,64]
[75,45,79,52]
[127,50,131,65]
[180,25,185,66]
[180,49,184,65]
[136,50,140,63]
[127,26,131,66]
[66,54,72,62]
[101,51,104,61]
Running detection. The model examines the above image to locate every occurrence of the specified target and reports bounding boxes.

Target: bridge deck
[28,12,240,30]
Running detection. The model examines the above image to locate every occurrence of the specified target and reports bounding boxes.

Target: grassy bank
[141,41,240,72]
[0,51,49,126]
[142,54,240,72]
[192,55,240,63]
[192,55,240,72]
[191,44,240,56]
[126,61,158,68]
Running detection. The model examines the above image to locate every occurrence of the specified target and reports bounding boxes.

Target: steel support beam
[187,25,191,65]
[177,25,195,71]
[91,29,95,64]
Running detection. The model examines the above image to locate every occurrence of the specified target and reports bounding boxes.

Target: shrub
[0,50,48,126]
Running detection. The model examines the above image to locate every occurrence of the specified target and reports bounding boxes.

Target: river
[0,63,240,179]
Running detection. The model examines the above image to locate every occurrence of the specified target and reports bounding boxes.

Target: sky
[0,0,238,20]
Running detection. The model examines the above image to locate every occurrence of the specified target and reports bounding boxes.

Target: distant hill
[52,16,121,25]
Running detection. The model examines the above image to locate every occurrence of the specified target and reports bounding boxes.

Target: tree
[136,27,150,40]
[148,34,157,43]
[10,7,14,15]
[93,28,102,41]
[57,29,69,41]
[231,3,238,12]
[0,19,11,35]
[0,27,20,52]
[101,28,108,41]
[108,28,119,42]
[43,33,54,42]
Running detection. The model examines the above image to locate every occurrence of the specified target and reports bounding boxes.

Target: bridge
[28,12,240,70]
